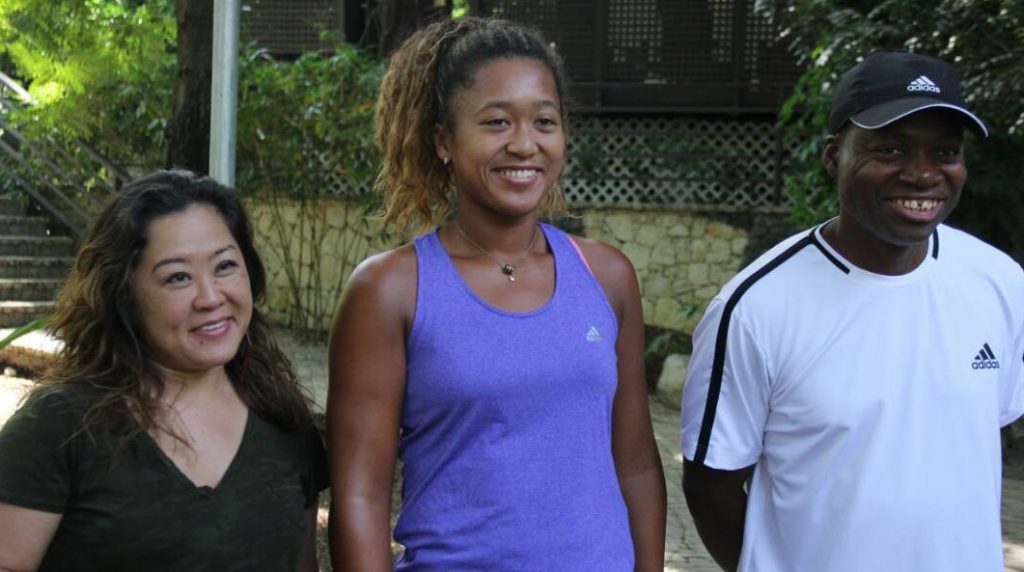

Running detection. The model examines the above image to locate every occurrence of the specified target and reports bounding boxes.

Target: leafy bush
[235,41,386,334]
[0,0,175,166]
[236,41,384,200]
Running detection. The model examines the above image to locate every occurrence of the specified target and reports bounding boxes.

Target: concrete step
[0,236,75,257]
[0,216,50,237]
[0,278,62,302]
[0,198,23,217]
[0,257,72,279]
[0,301,54,328]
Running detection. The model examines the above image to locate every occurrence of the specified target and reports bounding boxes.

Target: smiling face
[132,203,253,381]
[436,57,566,222]
[823,108,967,272]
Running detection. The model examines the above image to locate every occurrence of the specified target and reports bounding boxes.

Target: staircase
[0,195,73,328]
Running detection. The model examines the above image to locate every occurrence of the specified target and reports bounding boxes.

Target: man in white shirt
[680,51,1024,571]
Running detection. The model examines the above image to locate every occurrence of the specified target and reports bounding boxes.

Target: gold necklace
[453,221,539,283]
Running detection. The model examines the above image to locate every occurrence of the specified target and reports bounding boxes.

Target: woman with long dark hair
[0,170,327,571]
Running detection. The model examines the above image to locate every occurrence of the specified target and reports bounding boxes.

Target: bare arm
[581,239,667,571]
[327,248,416,571]
[682,460,755,572]
[0,502,61,572]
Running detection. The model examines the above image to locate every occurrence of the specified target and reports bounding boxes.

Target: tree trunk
[165,0,213,174]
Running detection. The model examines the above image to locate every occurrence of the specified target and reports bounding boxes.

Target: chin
[499,197,547,218]
[186,346,243,370]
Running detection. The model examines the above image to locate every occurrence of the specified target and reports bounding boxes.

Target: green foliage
[0,317,47,351]
[758,0,1024,257]
[236,42,384,201]
[235,42,386,334]
[0,0,176,165]
[947,135,1024,260]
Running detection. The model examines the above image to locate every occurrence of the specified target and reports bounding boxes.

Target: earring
[442,156,450,166]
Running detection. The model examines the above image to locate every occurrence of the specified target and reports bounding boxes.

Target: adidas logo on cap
[907,75,941,93]
[972,342,1000,370]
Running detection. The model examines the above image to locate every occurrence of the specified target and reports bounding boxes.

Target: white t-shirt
[681,223,1024,572]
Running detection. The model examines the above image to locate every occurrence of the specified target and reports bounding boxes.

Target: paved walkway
[4,329,1024,570]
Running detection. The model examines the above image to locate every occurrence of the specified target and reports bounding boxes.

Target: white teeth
[896,199,938,211]
[500,169,537,180]
[198,320,227,332]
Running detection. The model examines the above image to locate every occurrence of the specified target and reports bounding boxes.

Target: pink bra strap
[568,236,594,276]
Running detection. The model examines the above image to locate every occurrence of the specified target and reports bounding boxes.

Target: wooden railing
[0,72,131,238]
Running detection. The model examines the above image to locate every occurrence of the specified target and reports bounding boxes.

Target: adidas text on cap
[828,51,988,137]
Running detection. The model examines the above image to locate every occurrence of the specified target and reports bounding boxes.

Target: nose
[505,124,538,157]
[193,276,226,310]
[900,152,942,188]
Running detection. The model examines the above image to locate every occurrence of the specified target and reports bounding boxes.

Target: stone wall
[246,195,793,336]
[244,195,392,334]
[579,208,751,333]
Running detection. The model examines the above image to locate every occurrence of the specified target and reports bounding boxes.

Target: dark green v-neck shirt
[0,386,328,571]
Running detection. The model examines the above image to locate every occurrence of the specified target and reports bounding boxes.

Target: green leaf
[0,317,49,352]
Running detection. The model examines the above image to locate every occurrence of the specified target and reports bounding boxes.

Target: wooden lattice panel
[241,0,342,55]
[475,0,801,113]
[565,115,787,209]
[313,115,787,211]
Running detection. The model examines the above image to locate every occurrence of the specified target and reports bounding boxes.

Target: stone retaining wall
[578,208,751,332]
[244,196,391,334]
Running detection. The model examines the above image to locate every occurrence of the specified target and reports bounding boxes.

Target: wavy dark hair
[33,169,314,448]
[374,16,571,236]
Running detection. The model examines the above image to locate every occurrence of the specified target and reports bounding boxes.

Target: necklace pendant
[502,264,517,282]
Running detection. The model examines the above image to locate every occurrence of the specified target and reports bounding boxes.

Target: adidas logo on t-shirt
[907,75,941,93]
[972,343,1000,370]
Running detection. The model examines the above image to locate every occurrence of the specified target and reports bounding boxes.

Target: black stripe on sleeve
[693,232,819,465]
[809,232,851,274]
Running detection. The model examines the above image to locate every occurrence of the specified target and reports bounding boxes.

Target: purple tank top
[394,223,634,570]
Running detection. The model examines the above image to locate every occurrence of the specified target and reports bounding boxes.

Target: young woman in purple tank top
[327,17,666,571]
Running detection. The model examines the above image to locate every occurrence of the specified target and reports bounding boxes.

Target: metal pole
[210,0,240,186]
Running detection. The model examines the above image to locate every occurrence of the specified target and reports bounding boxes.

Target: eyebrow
[476,99,560,114]
[151,245,238,273]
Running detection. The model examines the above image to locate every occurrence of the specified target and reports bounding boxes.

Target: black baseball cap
[828,51,988,137]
